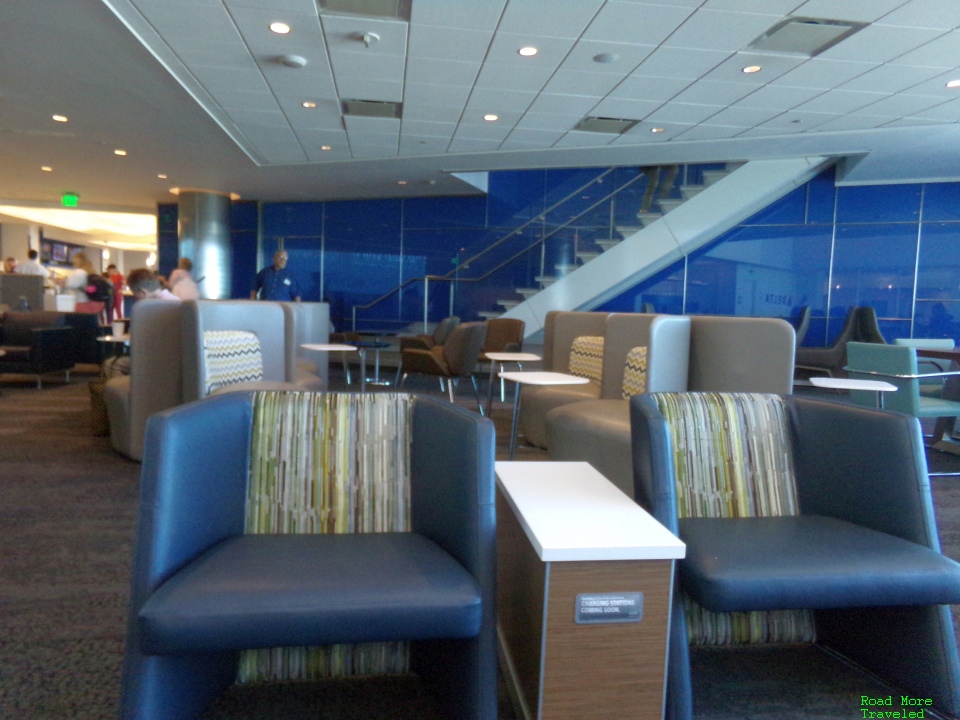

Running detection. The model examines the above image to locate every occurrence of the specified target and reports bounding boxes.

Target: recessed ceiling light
[651,127,665,133]
[397,180,408,185]
[947,79,960,88]
[114,149,127,156]
[41,166,52,172]
[302,101,317,108]
[157,174,167,179]
[484,114,499,122]
[593,53,619,64]
[320,145,332,151]
[270,22,291,34]
[52,114,68,123]
[742,65,762,74]
[518,46,538,57]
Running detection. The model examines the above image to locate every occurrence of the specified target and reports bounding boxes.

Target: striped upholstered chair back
[202,330,264,396]
[648,392,814,645]
[568,335,604,384]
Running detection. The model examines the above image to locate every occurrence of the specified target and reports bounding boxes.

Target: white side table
[496,461,685,720]
[482,352,541,415]
[499,371,589,459]
[301,343,362,390]
[809,376,897,409]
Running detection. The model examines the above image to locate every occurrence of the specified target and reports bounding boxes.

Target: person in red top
[106,264,125,323]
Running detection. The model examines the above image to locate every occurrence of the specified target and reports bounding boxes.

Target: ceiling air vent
[317,0,411,21]
[342,99,402,119]
[573,117,640,134]
[747,17,867,58]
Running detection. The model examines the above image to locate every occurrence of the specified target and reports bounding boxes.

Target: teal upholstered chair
[631,391,960,720]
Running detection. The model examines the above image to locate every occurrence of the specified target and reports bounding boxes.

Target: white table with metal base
[483,352,541,416]
[809,376,898,408]
[499,371,590,459]
[301,343,362,390]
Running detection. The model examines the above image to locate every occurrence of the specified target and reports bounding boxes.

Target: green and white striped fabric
[237,391,415,683]
[203,330,264,396]
[568,335,604,383]
[621,346,648,399]
[651,392,816,646]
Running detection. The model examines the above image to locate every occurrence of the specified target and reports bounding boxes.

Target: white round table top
[97,335,130,343]
[499,370,590,386]
[484,352,541,362]
[301,343,358,352]
[810,377,897,392]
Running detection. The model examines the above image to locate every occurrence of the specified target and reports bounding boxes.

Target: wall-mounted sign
[575,592,643,625]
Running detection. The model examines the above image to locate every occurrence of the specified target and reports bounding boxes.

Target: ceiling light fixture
[157,174,167,179]
[361,32,380,47]
[947,79,960,88]
[651,127,665,133]
[114,149,127,156]
[320,145,332,151]
[397,180,407,185]
[593,53,619,64]
[270,22,291,34]
[41,166,52,172]
[484,114,499,121]
[742,65,762,74]
[52,114,68,123]
[302,101,317,108]
[518,46,538,57]
[278,54,307,68]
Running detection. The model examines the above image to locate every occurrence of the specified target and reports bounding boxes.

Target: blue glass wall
[599,167,960,346]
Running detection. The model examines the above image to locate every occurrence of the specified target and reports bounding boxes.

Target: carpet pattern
[2,371,960,719]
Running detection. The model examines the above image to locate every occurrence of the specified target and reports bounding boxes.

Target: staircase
[495,156,834,339]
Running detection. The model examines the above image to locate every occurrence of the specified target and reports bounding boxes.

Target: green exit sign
[61,192,79,207]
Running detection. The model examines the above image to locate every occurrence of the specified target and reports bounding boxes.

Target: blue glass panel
[917,222,960,303]
[913,300,960,342]
[279,237,322,302]
[324,199,401,251]
[230,200,259,232]
[230,231,258,300]
[921,182,960,222]
[261,202,324,237]
[741,185,806,226]
[831,224,918,319]
[836,184,921,223]
[597,264,686,315]
[403,195,487,229]
[487,169,545,225]
[157,203,178,233]
[806,167,836,224]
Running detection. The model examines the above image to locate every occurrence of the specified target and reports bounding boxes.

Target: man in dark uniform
[250,250,300,301]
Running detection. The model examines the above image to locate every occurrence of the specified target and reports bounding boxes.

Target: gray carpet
[1,371,959,719]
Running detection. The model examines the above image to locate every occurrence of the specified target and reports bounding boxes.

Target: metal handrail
[351,168,646,330]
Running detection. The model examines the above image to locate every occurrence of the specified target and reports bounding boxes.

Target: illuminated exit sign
[61,192,79,207]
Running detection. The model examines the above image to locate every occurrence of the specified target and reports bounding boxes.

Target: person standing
[250,250,300,301]
[166,257,200,300]
[16,249,49,279]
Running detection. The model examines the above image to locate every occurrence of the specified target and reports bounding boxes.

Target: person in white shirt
[126,268,181,301]
[166,257,199,300]
[15,250,49,278]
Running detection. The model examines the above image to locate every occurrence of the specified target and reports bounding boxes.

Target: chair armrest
[629,395,681,535]
[399,336,433,351]
[134,393,254,601]
[401,347,448,375]
[786,396,940,549]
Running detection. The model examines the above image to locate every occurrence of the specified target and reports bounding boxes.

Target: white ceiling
[3,0,960,221]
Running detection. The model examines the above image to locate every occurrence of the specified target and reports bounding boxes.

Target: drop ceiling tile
[673,123,743,140]
[136,3,240,40]
[791,0,909,23]
[528,93,602,116]
[609,75,693,103]
[618,120,695,140]
[558,39,656,74]
[632,46,731,79]
[899,68,960,95]
[406,57,481,87]
[399,136,451,155]
[343,115,400,134]
[192,66,271,95]
[839,63,944,94]
[773,58,875,89]
[401,102,467,123]
[908,96,960,120]
[552,130,617,147]
[210,88,281,113]
[733,83,822,110]
[447,137,505,152]
[819,25,944,63]
[410,0,507,31]
[230,109,289,130]
[228,7,324,55]
[304,145,352,161]
[583,2,694,45]
[403,82,472,106]
[811,114,890,131]
[735,125,809,137]
[400,120,457,137]
[701,106,781,128]
[474,62,556,92]
[792,89,888,114]
[701,52,805,84]
[857,93,948,117]
[350,145,400,159]
[452,123,511,142]
[330,53,405,86]
[589,97,661,118]
[504,127,567,145]
[894,32,960,68]
[465,88,538,114]
[671,79,757,105]
[334,75,404,104]
[292,128,349,147]
[260,62,337,98]
[515,112,580,132]
[320,16,409,56]
[224,0,315,11]
[485,32,577,65]
[874,0,960,30]
[498,0,604,39]
[499,137,550,150]
[752,110,838,130]
[168,39,254,68]
[408,24,493,62]
[542,69,624,96]
[663,8,785,52]
[644,102,725,124]
[703,0,805,12]
[880,116,953,127]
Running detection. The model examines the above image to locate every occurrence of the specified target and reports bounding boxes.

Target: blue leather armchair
[120,391,497,720]
[631,392,960,720]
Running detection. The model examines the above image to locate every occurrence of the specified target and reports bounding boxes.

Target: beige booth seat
[517,310,611,449]
[103,300,184,461]
[281,301,331,388]
[548,315,796,495]
[546,313,691,494]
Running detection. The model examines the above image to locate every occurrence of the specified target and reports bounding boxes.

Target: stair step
[535,275,558,287]
[576,251,600,263]
[616,225,643,237]
[680,185,704,200]
[516,288,540,299]
[597,239,621,252]
[498,300,521,310]
[659,198,684,213]
[478,310,502,320]
[635,212,662,227]
[701,170,728,186]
